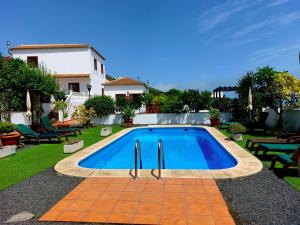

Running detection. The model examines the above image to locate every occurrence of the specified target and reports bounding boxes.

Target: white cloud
[268,0,291,7]
[198,0,263,32]
[250,42,300,64]
[234,12,300,37]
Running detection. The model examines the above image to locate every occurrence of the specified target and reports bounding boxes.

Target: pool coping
[55,125,263,179]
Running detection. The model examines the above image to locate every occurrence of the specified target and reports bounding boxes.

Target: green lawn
[218,128,300,191]
[0,125,123,191]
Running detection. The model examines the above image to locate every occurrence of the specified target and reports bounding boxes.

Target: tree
[0,56,60,112]
[84,95,115,116]
[236,66,300,128]
[182,89,212,112]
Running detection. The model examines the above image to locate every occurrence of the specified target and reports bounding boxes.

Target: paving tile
[111,177,131,184]
[68,200,94,211]
[89,183,109,192]
[107,212,135,224]
[81,211,109,223]
[186,204,212,216]
[134,213,161,224]
[164,184,185,193]
[51,200,74,211]
[163,192,185,202]
[141,191,163,202]
[78,191,102,201]
[98,191,122,201]
[93,177,115,184]
[137,202,162,214]
[162,202,185,214]
[214,215,235,225]
[187,215,215,225]
[147,178,166,184]
[144,184,164,192]
[125,183,145,192]
[106,183,127,192]
[130,178,149,184]
[165,178,185,185]
[39,210,61,221]
[160,213,187,225]
[113,201,138,213]
[211,205,230,217]
[184,185,206,193]
[56,211,85,222]
[40,177,235,225]
[184,193,208,204]
[91,200,117,212]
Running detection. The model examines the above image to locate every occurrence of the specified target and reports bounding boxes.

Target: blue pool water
[79,127,237,170]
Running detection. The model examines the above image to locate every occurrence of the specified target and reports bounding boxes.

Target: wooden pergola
[212,86,236,98]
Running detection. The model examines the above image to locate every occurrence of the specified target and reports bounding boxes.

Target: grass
[218,128,300,191]
[0,125,123,191]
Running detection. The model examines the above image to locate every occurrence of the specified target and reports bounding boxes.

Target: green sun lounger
[41,116,81,135]
[270,153,298,177]
[16,124,69,144]
[255,143,300,156]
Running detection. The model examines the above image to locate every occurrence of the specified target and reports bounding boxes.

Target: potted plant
[0,122,20,146]
[63,139,84,153]
[229,123,246,141]
[122,105,135,125]
[209,108,220,126]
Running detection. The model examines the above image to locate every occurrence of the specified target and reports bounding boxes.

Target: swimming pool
[79,127,237,170]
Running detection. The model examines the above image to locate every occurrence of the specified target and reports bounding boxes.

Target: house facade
[11,44,106,96]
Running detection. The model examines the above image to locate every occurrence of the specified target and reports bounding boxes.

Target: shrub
[209,108,220,119]
[0,122,16,134]
[84,95,115,116]
[229,123,246,134]
[116,96,128,112]
[122,105,135,121]
[0,57,60,111]
[72,105,96,127]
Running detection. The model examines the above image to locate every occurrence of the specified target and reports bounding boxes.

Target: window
[27,56,38,67]
[68,83,80,92]
[115,94,126,100]
[102,88,104,96]
[101,63,104,74]
[94,58,97,71]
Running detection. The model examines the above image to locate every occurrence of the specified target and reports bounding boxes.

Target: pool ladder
[158,139,165,179]
[134,139,165,179]
[134,140,142,179]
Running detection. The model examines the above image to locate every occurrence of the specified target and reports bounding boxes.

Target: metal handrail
[134,140,142,179]
[158,139,165,179]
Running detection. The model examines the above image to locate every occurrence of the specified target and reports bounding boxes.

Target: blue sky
[1,0,300,91]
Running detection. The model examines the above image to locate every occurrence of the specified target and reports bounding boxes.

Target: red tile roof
[10,44,105,60]
[104,77,145,86]
[52,74,90,78]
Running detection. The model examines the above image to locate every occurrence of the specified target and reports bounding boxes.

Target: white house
[11,44,106,96]
[104,77,147,113]
[104,77,146,100]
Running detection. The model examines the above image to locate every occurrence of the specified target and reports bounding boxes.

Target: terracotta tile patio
[39,177,235,225]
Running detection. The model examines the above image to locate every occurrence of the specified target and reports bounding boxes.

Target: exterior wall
[104,85,146,100]
[11,47,106,96]
[92,112,232,125]
[11,48,91,74]
[10,112,31,125]
[58,77,91,94]
[89,49,106,96]
[283,110,300,132]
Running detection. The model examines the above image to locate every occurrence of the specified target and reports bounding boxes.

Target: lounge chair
[269,147,300,177]
[254,143,300,156]
[41,116,81,135]
[246,135,300,149]
[16,124,69,144]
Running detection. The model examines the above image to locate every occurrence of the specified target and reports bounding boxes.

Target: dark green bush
[84,95,115,116]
